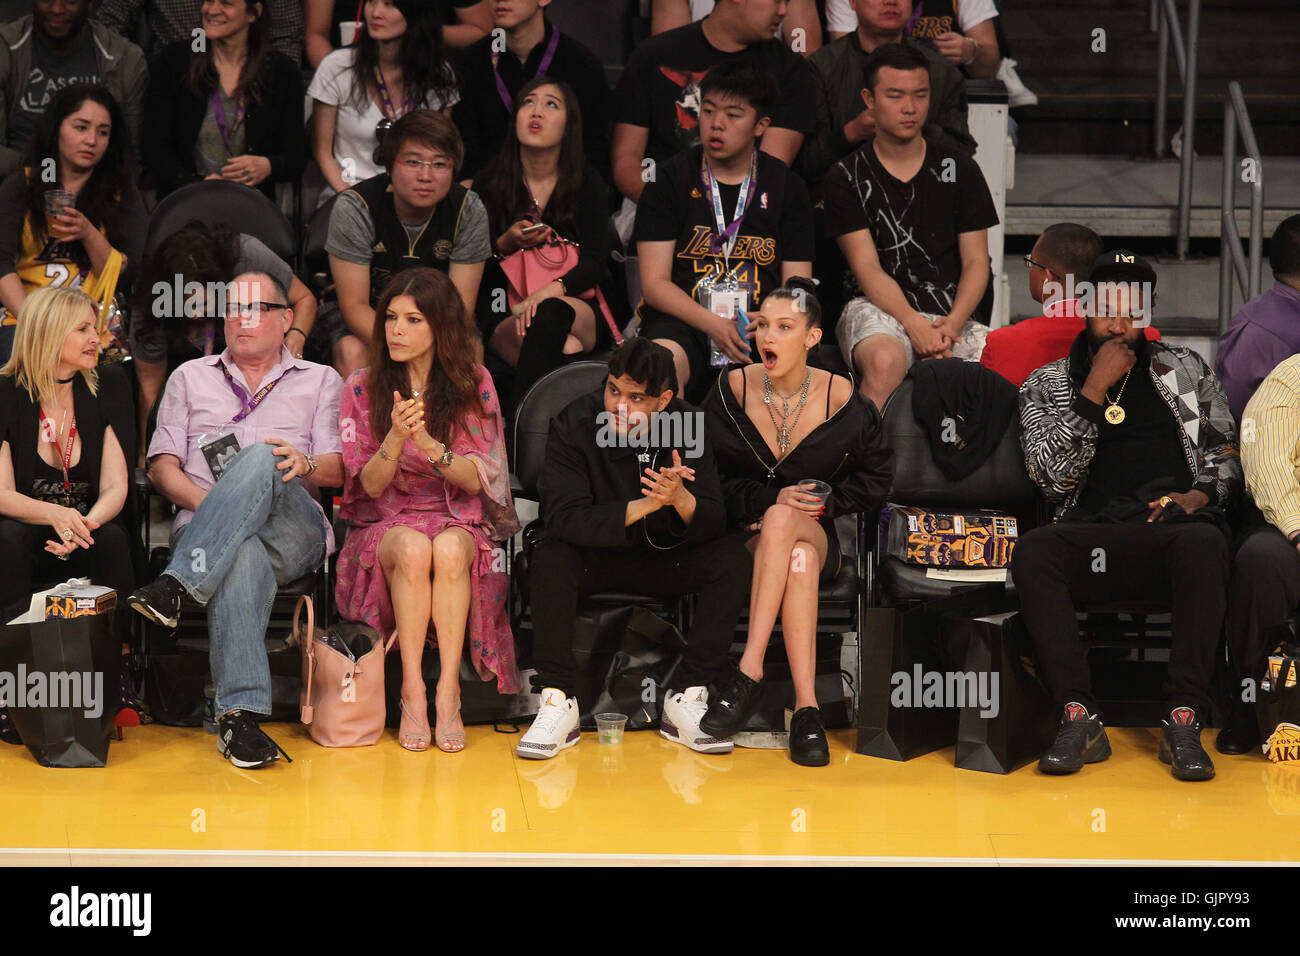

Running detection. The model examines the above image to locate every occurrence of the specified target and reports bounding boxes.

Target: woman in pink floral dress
[336,268,520,753]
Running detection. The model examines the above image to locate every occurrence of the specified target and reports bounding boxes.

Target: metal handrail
[1152,0,1200,260]
[1219,81,1265,333]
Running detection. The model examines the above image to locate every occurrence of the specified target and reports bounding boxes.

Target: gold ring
[1158,496,1174,508]
[61,528,73,541]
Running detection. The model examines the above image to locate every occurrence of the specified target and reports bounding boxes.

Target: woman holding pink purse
[473,76,621,412]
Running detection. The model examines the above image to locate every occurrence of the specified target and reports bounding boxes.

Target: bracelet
[377,446,396,462]
[962,37,979,65]
[286,327,307,341]
[556,276,567,295]
[303,453,317,478]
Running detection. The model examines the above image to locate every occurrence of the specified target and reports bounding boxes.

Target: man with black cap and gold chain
[1013,251,1241,781]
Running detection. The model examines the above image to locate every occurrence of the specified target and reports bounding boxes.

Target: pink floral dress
[335,366,522,693]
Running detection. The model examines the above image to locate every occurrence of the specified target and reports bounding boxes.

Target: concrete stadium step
[1005,154,1300,240]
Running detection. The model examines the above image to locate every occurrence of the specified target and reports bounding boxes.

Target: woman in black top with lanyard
[0,285,143,740]
[142,0,307,198]
[700,278,893,765]
[473,76,618,412]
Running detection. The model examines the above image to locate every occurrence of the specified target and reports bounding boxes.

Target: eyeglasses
[225,302,287,318]
[397,157,453,174]
[1023,254,1049,271]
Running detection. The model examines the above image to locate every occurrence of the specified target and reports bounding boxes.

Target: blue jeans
[167,442,325,719]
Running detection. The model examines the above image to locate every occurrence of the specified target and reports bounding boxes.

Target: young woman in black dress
[700,278,893,765]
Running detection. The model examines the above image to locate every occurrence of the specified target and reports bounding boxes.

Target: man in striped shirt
[1229,357,1300,755]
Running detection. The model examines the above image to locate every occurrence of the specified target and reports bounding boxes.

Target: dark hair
[762,276,822,328]
[23,83,132,261]
[231,269,288,306]
[863,43,931,92]
[476,76,586,241]
[698,60,777,121]
[1037,223,1105,281]
[367,267,486,444]
[1271,214,1300,279]
[607,338,678,397]
[351,0,456,117]
[186,0,273,105]
[133,220,239,323]
[376,108,464,173]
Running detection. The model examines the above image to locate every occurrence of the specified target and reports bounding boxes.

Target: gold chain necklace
[1104,370,1132,425]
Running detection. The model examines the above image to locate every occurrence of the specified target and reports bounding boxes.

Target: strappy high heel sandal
[398,696,432,752]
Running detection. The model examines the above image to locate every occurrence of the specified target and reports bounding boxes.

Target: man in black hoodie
[517,338,753,760]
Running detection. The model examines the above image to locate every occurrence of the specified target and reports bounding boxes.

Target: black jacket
[142,41,307,199]
[702,365,894,530]
[537,389,727,552]
[911,358,1019,481]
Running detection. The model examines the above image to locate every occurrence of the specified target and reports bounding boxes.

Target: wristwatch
[429,446,454,468]
[303,453,317,478]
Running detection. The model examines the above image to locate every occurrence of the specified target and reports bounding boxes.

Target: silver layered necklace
[763,368,811,455]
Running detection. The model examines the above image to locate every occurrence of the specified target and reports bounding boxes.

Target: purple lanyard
[905,2,924,37]
[491,26,560,112]
[700,147,758,259]
[373,66,410,121]
[210,88,246,154]
[219,361,280,425]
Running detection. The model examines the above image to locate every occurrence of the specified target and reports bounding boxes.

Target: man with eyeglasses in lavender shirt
[128,270,344,769]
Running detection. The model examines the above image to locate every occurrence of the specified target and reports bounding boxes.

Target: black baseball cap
[1088,249,1158,287]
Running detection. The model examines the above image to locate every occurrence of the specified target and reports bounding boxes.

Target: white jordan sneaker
[516,687,581,760]
[661,686,734,754]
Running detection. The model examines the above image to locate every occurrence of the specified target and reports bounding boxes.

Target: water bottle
[203,681,217,734]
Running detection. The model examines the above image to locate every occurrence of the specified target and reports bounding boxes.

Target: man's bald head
[1030,223,1104,304]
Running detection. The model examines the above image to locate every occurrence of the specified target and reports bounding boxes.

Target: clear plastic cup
[44,188,75,218]
[595,713,627,745]
[800,479,831,511]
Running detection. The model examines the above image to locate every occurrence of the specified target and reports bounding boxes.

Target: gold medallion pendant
[1105,404,1126,425]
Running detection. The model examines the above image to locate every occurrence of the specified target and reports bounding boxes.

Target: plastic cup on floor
[595,713,627,745]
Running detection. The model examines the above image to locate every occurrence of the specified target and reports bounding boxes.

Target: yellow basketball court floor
[1,722,1297,865]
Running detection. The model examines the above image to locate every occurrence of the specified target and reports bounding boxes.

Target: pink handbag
[294,596,396,748]
[499,237,624,345]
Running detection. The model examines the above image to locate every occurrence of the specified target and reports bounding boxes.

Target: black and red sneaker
[1159,706,1215,781]
[1038,701,1111,774]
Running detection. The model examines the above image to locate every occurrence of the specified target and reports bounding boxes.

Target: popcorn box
[886,505,1018,568]
[44,582,117,619]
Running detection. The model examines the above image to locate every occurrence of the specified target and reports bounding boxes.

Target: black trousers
[529,535,754,697]
[1011,520,1229,716]
[1226,522,1300,685]
[0,518,136,645]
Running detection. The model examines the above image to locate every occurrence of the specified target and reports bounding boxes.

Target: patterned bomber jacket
[1019,335,1242,521]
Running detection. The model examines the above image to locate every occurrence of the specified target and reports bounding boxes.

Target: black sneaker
[1159,706,1215,781]
[788,706,830,766]
[699,665,764,740]
[1214,698,1261,755]
[216,710,291,769]
[127,574,186,628]
[1038,701,1111,774]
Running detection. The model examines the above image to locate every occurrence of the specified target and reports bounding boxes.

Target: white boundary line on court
[0,848,1289,865]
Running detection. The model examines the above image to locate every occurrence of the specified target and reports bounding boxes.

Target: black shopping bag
[1258,643,1300,764]
[949,612,1056,774]
[855,605,958,760]
[0,612,117,767]
[571,604,684,731]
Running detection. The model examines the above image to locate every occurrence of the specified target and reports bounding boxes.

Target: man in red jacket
[981,223,1159,387]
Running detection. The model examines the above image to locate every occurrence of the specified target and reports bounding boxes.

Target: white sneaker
[516,688,581,760]
[997,58,1038,109]
[660,687,734,754]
